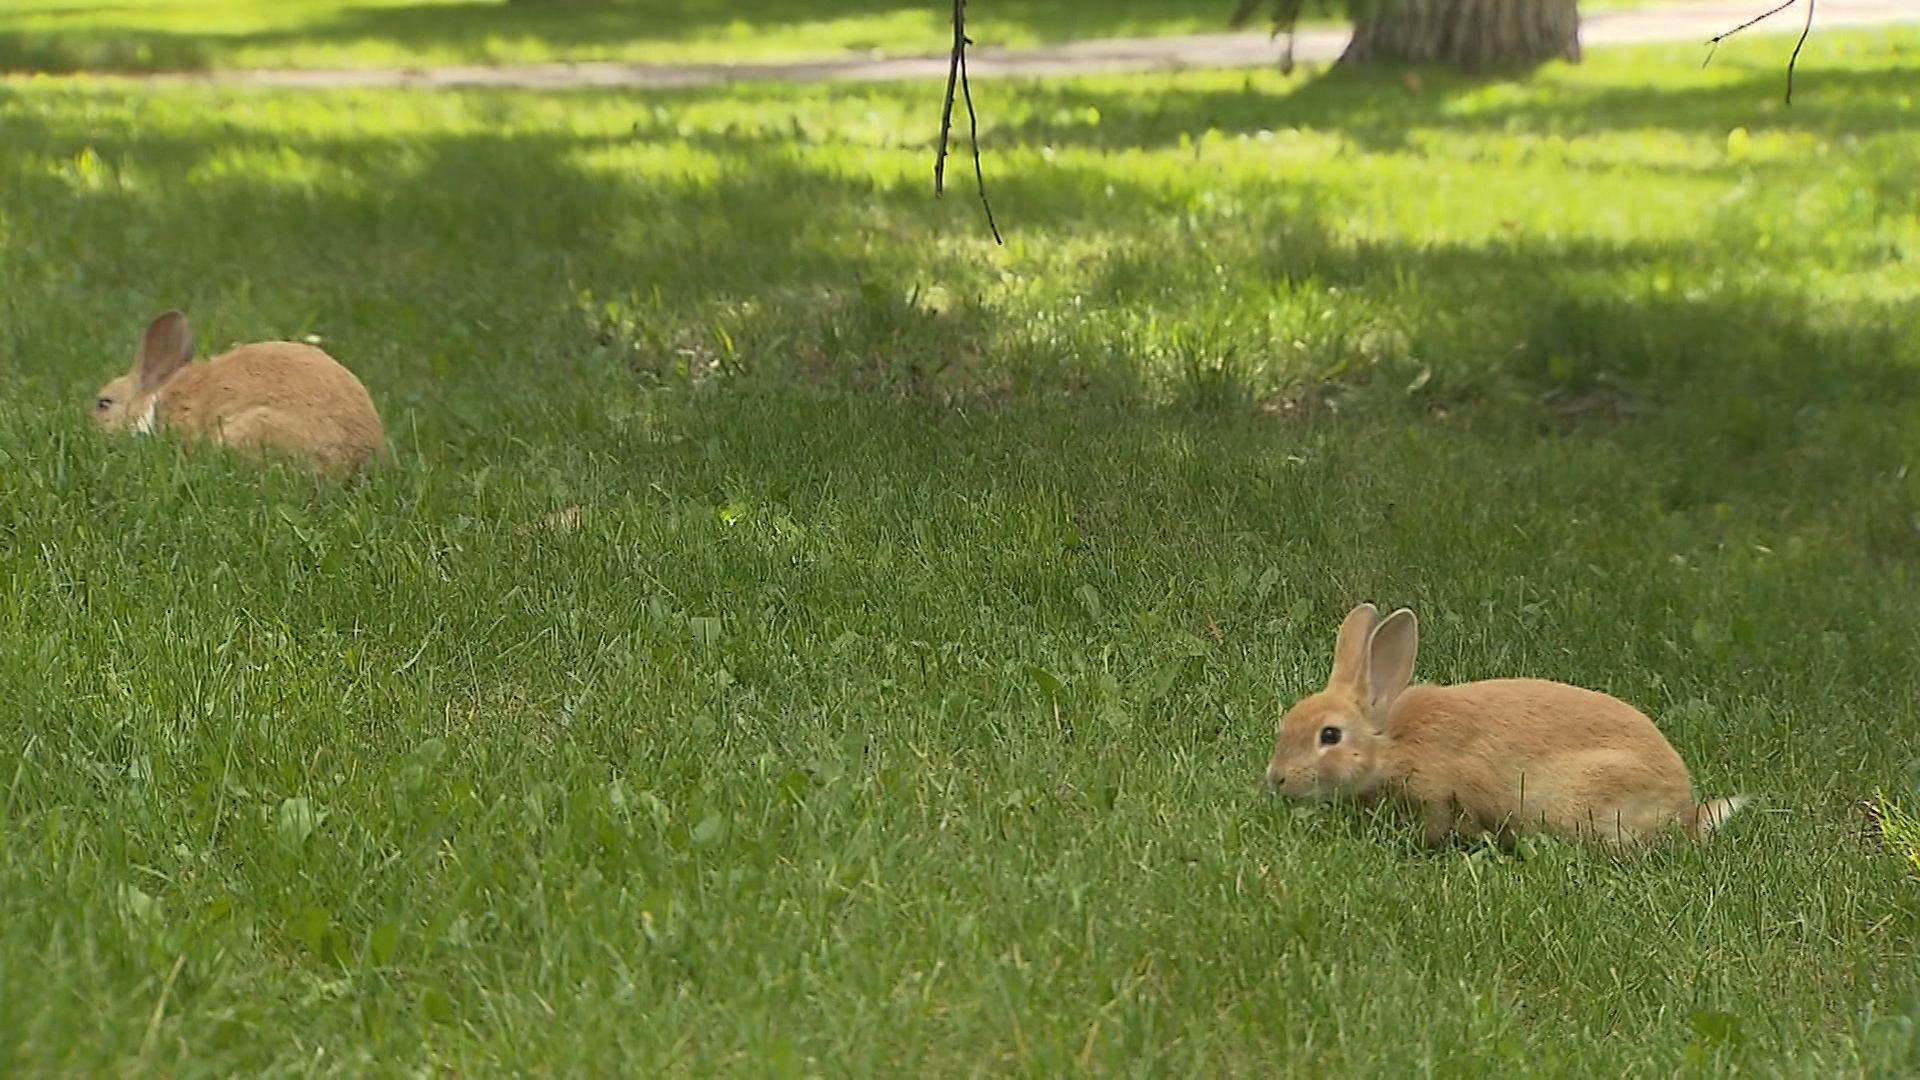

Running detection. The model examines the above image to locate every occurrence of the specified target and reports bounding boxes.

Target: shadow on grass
[991,62,1920,155]
[3,77,1916,548]
[0,31,214,74]
[0,0,1344,73]
[232,0,1301,54]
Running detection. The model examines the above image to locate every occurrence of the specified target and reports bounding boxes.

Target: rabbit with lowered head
[90,310,386,475]
[1266,603,1746,847]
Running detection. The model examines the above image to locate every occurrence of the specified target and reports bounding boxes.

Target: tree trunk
[1340,0,1581,72]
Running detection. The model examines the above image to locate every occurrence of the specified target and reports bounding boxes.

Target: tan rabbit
[1266,603,1747,847]
[90,310,387,475]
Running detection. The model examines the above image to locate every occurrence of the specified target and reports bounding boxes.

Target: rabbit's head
[92,311,193,432]
[1266,603,1417,800]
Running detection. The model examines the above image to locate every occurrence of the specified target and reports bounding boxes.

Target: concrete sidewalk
[149,0,1914,90]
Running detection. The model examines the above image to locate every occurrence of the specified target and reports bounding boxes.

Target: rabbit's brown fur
[92,311,386,476]
[1267,603,1746,847]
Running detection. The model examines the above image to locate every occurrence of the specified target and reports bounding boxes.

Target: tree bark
[1340,0,1581,72]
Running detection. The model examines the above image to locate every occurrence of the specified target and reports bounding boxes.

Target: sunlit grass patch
[1876,792,1920,877]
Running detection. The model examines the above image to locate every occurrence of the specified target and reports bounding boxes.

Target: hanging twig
[1783,0,1817,104]
[957,30,1002,243]
[932,0,1003,244]
[933,0,963,194]
[1703,0,1818,104]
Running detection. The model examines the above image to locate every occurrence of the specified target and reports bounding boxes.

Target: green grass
[0,0,1310,73]
[1,0,1683,74]
[4,25,1920,1074]
[1878,794,1920,877]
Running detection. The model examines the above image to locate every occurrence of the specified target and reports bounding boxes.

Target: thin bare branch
[959,34,1003,244]
[1703,0,1819,104]
[933,0,963,195]
[1706,0,1800,52]
[1785,0,1817,104]
[933,0,1003,244]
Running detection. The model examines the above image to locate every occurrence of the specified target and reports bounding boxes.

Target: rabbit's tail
[1692,795,1750,839]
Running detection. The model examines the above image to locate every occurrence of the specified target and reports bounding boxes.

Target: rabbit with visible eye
[91,310,387,475]
[1266,603,1747,847]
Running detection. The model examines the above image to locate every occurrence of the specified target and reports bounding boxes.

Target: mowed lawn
[0,0,1295,72]
[3,23,1919,1075]
[1,0,1675,73]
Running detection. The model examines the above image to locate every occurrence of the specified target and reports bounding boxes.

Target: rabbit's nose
[1264,766,1285,791]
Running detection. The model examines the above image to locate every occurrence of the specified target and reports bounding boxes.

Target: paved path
[143,0,1914,90]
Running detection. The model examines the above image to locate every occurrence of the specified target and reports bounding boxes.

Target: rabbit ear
[1327,603,1380,691]
[1367,608,1419,715]
[134,311,193,394]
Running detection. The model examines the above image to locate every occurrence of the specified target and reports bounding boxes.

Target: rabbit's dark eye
[94,397,112,412]
[1318,725,1341,746]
